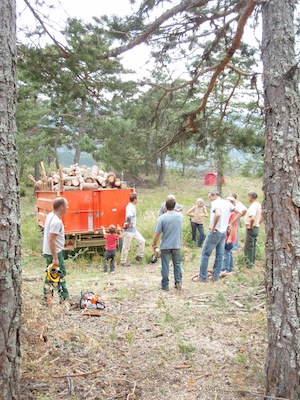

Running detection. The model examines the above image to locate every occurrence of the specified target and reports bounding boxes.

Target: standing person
[230,192,247,250]
[101,225,121,273]
[152,197,184,291]
[186,198,208,247]
[244,191,262,268]
[198,190,242,282]
[221,197,239,274]
[158,194,183,216]
[43,197,69,302]
[120,193,145,267]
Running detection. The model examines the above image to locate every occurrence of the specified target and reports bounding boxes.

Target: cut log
[48,177,54,191]
[84,177,95,183]
[81,182,99,190]
[62,185,81,191]
[107,172,116,184]
[51,174,60,184]
[71,178,80,187]
[114,178,121,187]
[120,181,128,189]
[28,174,40,188]
[40,161,47,183]
[62,167,75,176]
[63,176,81,186]
[95,176,106,186]
[91,165,99,176]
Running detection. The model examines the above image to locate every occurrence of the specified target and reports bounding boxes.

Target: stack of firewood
[28,162,127,191]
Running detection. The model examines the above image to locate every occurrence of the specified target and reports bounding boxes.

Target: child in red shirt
[101,225,121,273]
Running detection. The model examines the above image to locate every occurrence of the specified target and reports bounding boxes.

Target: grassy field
[20,173,267,400]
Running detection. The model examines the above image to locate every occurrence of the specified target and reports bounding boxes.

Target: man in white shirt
[120,193,145,266]
[43,197,69,302]
[198,190,242,282]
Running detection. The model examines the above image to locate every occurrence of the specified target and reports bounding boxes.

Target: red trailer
[36,188,134,250]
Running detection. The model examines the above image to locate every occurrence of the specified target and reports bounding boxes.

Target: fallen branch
[51,369,102,378]
[82,309,103,317]
[127,381,137,400]
[23,275,43,282]
[174,364,192,370]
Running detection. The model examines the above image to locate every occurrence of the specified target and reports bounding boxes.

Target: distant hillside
[58,149,96,167]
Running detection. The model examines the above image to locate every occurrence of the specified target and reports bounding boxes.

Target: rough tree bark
[0,0,22,399]
[262,0,300,398]
[157,151,166,187]
[73,97,87,164]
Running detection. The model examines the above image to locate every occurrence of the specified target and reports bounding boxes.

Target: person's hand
[52,257,59,266]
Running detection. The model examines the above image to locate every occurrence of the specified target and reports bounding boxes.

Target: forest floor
[20,243,267,400]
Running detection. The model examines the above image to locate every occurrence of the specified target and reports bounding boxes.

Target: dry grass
[21,247,267,400]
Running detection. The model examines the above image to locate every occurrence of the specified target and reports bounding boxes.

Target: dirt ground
[21,248,267,400]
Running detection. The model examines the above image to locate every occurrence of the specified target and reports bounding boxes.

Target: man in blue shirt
[158,194,183,216]
[152,198,183,291]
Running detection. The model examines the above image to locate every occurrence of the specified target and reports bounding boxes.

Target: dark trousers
[244,227,259,267]
[104,249,116,272]
[191,222,205,247]
[43,251,69,300]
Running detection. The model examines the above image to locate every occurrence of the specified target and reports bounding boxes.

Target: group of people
[152,190,262,289]
[41,190,262,302]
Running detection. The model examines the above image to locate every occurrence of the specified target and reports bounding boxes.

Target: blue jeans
[160,249,182,289]
[199,230,226,281]
[104,249,116,272]
[191,222,205,247]
[222,243,234,272]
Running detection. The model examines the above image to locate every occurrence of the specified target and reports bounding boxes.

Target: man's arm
[211,209,221,232]
[247,215,255,229]
[229,210,242,227]
[152,232,161,249]
[49,232,59,266]
[186,206,194,217]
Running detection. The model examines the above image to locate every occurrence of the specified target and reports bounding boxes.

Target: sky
[17,0,151,74]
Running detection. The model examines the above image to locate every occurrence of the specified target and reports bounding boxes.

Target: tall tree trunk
[216,151,223,196]
[34,161,39,181]
[157,151,166,186]
[54,120,63,169]
[262,1,300,398]
[0,0,22,399]
[73,97,86,164]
